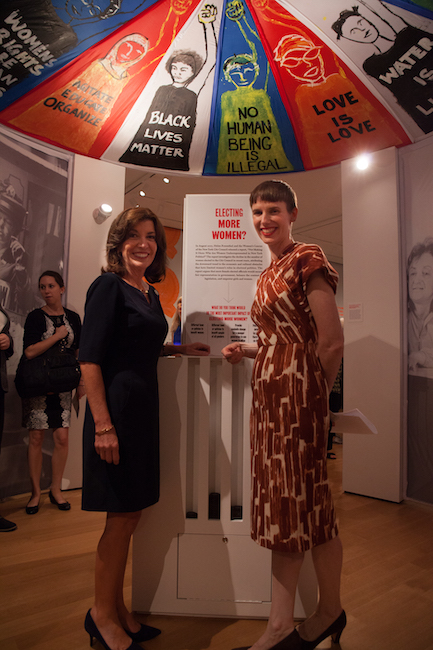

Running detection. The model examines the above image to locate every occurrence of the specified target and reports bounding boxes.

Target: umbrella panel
[1,0,432,175]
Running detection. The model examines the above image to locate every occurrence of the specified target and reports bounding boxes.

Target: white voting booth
[132,356,318,618]
[131,195,317,618]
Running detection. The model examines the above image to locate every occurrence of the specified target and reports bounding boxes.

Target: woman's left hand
[184,342,210,356]
[95,429,120,465]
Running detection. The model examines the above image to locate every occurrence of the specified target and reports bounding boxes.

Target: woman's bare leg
[249,550,304,650]
[50,427,69,503]
[90,510,142,650]
[297,535,343,642]
[27,429,44,507]
[114,518,142,634]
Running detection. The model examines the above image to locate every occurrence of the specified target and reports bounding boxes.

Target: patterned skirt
[22,392,72,430]
[250,342,338,553]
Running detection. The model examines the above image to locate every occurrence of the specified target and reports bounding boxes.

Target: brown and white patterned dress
[250,242,339,553]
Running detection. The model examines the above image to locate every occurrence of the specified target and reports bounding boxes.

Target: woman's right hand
[24,323,70,359]
[0,333,11,350]
[222,342,244,364]
[54,324,68,340]
[94,428,120,465]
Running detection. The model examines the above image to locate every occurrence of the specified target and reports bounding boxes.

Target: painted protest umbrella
[1,0,432,175]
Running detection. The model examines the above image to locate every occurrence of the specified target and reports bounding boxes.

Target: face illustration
[171,61,194,85]
[120,219,157,276]
[274,36,325,85]
[340,15,379,44]
[39,276,64,306]
[64,0,120,20]
[251,199,297,258]
[226,60,259,87]
[116,40,147,64]
[0,212,14,249]
[172,0,194,16]
[409,252,433,306]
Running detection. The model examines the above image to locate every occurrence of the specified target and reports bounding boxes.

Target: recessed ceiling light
[139,190,146,196]
[356,154,371,170]
[163,177,170,183]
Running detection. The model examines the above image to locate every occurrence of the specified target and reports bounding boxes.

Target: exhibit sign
[182,194,270,355]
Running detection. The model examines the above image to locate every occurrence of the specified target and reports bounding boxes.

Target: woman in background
[23,271,82,515]
[223,180,344,650]
[80,207,209,650]
[0,304,16,531]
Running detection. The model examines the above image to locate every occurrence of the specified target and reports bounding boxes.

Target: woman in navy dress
[79,207,209,650]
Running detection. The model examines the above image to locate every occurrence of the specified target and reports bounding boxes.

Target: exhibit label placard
[182,194,270,356]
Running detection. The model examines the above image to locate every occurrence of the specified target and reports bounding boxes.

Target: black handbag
[14,345,81,398]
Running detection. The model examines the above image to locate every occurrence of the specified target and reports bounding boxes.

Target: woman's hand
[163,342,210,356]
[94,429,120,465]
[222,342,244,364]
[54,324,68,340]
[80,362,119,463]
[0,333,11,351]
[184,342,210,356]
[25,323,70,359]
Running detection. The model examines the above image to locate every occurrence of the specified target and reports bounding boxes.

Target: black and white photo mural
[0,126,73,498]
[400,137,433,505]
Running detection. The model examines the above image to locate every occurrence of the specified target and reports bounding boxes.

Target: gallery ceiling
[124,164,343,265]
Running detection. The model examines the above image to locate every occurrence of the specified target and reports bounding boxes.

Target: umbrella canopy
[1,0,432,175]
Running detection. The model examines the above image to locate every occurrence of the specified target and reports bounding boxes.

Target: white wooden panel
[178,533,271,602]
[341,148,403,502]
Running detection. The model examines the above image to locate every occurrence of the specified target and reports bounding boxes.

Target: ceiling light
[163,177,170,183]
[139,190,146,196]
[355,154,371,170]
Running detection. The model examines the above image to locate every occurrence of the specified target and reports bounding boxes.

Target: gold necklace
[124,278,149,294]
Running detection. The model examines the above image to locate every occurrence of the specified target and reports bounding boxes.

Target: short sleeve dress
[79,273,168,513]
[21,307,81,430]
[250,242,339,553]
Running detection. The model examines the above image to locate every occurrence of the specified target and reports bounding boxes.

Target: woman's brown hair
[103,207,167,284]
[39,270,64,288]
[249,180,297,213]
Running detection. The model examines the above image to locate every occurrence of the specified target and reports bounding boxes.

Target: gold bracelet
[95,425,114,436]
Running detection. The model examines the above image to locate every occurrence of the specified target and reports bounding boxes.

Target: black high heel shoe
[233,628,302,650]
[299,610,347,649]
[124,623,161,643]
[84,610,143,650]
[49,490,71,511]
[25,499,40,515]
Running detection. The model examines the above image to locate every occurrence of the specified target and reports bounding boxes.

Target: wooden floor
[1,444,433,650]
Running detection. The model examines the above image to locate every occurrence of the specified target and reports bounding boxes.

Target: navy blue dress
[79,273,168,512]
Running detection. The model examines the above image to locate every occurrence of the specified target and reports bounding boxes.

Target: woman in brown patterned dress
[222,181,345,650]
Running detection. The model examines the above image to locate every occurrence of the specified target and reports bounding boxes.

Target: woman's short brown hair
[103,207,167,284]
[249,180,297,213]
